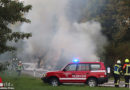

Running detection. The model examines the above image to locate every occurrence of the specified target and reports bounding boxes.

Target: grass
[0,72,129,90]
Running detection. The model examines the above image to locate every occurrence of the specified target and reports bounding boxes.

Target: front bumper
[98,77,108,84]
[41,77,48,83]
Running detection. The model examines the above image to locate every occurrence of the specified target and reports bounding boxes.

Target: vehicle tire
[87,78,97,87]
[49,78,59,86]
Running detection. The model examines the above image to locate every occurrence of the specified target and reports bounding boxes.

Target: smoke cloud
[18,0,107,68]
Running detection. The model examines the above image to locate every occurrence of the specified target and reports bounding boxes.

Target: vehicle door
[73,63,90,83]
[59,64,77,83]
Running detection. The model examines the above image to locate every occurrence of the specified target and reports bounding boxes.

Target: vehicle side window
[65,64,77,71]
[90,64,100,70]
[77,64,89,71]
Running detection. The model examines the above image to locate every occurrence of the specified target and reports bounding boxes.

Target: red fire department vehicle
[41,60,108,87]
[0,77,3,87]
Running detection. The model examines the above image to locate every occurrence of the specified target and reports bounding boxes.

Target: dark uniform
[123,63,130,87]
[114,64,122,87]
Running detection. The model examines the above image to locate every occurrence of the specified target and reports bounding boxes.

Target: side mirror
[63,68,66,72]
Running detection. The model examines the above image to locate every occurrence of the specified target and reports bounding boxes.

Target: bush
[0,62,10,72]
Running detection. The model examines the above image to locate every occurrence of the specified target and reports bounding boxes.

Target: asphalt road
[99,80,125,87]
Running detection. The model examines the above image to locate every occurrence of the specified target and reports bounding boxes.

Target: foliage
[97,0,130,65]
[0,61,9,72]
[80,0,130,65]
[0,0,32,54]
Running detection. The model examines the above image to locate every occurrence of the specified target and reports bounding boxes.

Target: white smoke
[19,0,107,68]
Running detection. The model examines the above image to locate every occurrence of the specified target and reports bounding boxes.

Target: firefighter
[113,60,122,87]
[123,59,130,87]
[16,60,24,76]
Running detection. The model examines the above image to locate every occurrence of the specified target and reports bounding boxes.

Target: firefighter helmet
[117,60,121,64]
[19,60,22,63]
[125,59,129,63]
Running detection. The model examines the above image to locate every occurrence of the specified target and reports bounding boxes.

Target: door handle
[86,73,89,74]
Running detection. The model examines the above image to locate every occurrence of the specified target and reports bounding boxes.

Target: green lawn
[0,72,129,90]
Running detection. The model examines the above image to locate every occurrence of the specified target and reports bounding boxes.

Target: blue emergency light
[73,58,79,63]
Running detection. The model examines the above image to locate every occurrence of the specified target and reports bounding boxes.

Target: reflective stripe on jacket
[124,64,130,76]
[17,64,23,70]
[114,64,121,75]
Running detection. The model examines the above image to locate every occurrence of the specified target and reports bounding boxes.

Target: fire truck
[41,60,108,87]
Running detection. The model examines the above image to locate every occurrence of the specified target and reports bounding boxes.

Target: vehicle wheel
[87,78,97,87]
[49,78,59,86]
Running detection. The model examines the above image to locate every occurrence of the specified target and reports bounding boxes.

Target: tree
[0,61,9,72]
[0,0,32,54]
[80,0,130,65]
[99,0,130,65]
